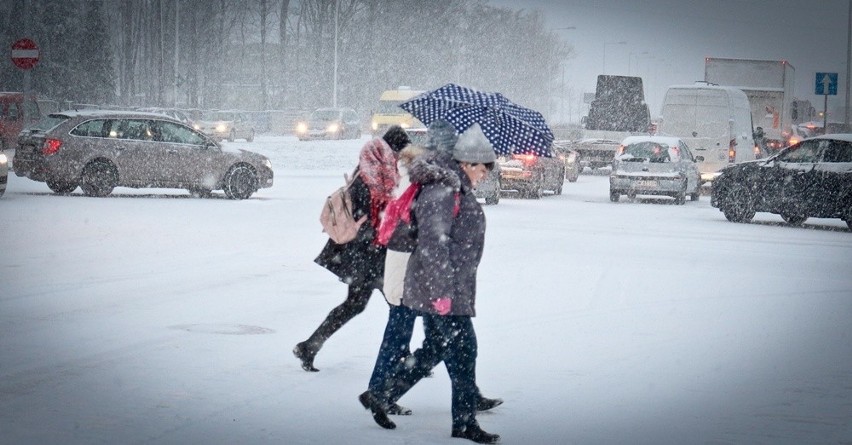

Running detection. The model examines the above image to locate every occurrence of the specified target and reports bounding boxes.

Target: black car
[711,134,852,229]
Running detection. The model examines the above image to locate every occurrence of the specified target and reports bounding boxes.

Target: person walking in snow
[366,120,503,418]
[293,125,410,372]
[359,122,501,444]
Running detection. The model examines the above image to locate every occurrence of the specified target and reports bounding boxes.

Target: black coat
[314,173,386,289]
[402,152,486,316]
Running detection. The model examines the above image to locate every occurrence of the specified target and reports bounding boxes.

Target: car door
[813,139,852,217]
[677,141,701,193]
[104,118,164,185]
[153,120,221,186]
[770,139,822,214]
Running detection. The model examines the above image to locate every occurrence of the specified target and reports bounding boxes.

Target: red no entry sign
[11,38,39,70]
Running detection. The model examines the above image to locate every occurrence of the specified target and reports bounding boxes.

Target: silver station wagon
[14,110,273,199]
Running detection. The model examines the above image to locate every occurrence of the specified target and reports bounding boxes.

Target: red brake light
[42,138,63,156]
[728,138,737,163]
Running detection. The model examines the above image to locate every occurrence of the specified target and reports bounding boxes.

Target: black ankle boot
[476,397,504,412]
[292,342,319,372]
[386,402,412,415]
[358,391,396,430]
[451,424,500,443]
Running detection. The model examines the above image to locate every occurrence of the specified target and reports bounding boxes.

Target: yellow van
[370,86,424,136]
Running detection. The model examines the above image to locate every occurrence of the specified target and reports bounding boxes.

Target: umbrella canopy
[399,83,554,157]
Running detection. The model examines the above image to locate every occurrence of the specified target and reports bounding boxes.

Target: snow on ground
[1,135,851,444]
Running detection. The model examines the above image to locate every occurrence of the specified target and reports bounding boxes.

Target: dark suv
[711,134,852,229]
[14,110,273,199]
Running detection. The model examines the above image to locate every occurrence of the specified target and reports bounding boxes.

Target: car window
[623,141,674,162]
[71,119,110,138]
[778,140,821,163]
[156,120,207,145]
[821,140,852,163]
[679,141,694,162]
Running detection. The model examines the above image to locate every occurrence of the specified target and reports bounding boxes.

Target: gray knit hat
[453,123,497,163]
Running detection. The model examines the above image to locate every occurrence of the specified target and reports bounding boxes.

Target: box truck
[704,57,795,152]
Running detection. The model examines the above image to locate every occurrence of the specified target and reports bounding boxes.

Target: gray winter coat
[402,151,486,317]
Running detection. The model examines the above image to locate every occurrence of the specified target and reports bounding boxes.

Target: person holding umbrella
[293,125,410,372]
[359,122,501,444]
[366,120,503,417]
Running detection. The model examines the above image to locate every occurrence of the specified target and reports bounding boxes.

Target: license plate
[636,180,657,188]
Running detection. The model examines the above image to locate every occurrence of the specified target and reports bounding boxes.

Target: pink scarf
[358,138,400,232]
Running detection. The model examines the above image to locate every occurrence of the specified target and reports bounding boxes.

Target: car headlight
[371,121,378,131]
[0,153,7,164]
[216,123,228,132]
[263,159,272,169]
[296,122,307,133]
[327,123,339,133]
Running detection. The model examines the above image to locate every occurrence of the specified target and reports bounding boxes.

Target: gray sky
[488,0,850,122]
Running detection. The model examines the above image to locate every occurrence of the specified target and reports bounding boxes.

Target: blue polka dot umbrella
[399,83,555,157]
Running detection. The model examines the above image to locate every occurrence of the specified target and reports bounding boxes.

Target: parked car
[0,150,8,197]
[609,135,702,204]
[13,110,273,199]
[195,110,255,142]
[499,149,566,199]
[552,140,581,182]
[295,107,361,140]
[138,107,194,127]
[403,127,501,205]
[711,134,852,229]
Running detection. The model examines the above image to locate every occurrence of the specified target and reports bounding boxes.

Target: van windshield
[377,101,406,114]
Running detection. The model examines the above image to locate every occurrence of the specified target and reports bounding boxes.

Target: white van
[658,84,756,184]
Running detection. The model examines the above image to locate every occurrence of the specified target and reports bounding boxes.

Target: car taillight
[616,145,625,156]
[728,138,736,163]
[512,154,537,165]
[42,138,63,156]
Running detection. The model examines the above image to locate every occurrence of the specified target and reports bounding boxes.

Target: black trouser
[304,284,373,353]
[382,313,479,429]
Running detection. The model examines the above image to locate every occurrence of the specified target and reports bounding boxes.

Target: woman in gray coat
[359,125,500,444]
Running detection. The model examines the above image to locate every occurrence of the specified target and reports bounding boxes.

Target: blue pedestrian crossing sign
[815,72,838,95]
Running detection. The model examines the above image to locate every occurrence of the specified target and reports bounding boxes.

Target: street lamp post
[333,0,339,108]
[554,26,576,124]
[603,41,627,74]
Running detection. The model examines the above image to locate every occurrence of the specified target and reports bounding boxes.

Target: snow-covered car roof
[620,135,684,146]
[50,109,173,119]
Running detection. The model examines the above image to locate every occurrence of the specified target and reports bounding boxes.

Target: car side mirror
[695,156,704,162]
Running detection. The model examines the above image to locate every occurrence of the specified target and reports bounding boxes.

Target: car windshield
[377,101,406,114]
[310,110,341,120]
[623,141,679,162]
[201,111,235,121]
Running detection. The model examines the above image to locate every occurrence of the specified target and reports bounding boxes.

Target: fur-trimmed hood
[407,150,463,192]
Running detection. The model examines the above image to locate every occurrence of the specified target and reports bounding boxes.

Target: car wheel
[627,191,637,200]
[223,163,258,200]
[690,191,700,201]
[720,183,755,223]
[675,184,686,205]
[47,178,78,194]
[80,160,117,197]
[484,192,500,205]
[188,187,212,198]
[609,190,619,202]
[228,130,236,142]
[780,211,807,226]
[567,166,579,182]
[246,130,255,143]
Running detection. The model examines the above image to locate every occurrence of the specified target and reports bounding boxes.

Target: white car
[609,135,702,204]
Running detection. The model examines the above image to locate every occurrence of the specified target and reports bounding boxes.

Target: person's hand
[432,297,452,315]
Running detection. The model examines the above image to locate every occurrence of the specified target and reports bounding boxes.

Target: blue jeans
[368,304,416,394]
